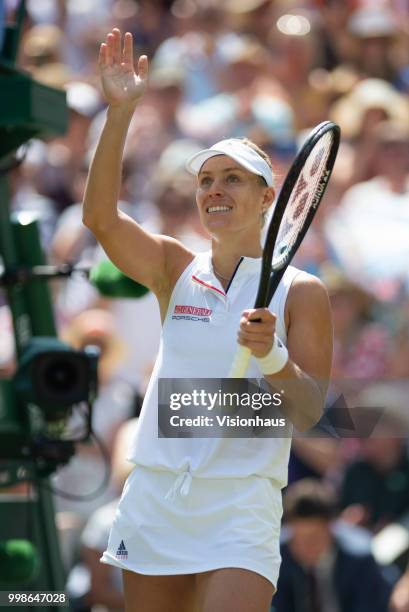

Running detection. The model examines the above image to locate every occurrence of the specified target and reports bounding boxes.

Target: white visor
[185,139,274,187]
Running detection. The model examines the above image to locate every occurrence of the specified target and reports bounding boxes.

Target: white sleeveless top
[128,251,302,488]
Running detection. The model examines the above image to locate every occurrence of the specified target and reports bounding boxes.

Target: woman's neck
[211,237,262,279]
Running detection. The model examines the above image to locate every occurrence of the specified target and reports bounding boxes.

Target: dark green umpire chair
[0,2,98,610]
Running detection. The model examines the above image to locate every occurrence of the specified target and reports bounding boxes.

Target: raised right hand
[98,28,148,109]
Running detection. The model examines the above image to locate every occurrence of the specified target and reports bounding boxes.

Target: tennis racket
[229,120,340,378]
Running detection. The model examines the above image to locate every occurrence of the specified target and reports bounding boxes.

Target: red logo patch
[174,305,212,317]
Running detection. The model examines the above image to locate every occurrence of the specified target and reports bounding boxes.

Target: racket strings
[273,131,335,264]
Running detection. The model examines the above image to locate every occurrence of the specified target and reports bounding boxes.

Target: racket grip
[229,345,252,378]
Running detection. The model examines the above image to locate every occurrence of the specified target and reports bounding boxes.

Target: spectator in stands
[347,5,404,82]
[272,478,392,612]
[329,79,409,186]
[324,120,409,289]
[321,263,390,380]
[21,23,64,70]
[225,0,274,47]
[340,414,409,533]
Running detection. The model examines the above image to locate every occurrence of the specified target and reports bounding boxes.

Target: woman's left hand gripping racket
[229,121,341,378]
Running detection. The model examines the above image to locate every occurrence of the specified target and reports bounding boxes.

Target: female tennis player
[83,29,333,612]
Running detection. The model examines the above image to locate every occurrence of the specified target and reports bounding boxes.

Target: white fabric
[128,251,301,487]
[101,465,283,586]
[81,499,123,593]
[164,470,192,501]
[185,139,274,186]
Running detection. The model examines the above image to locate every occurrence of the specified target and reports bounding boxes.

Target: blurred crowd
[1,0,409,610]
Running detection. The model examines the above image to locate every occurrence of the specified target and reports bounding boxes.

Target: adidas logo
[116,539,128,560]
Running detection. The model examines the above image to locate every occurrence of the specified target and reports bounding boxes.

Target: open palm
[98,29,148,107]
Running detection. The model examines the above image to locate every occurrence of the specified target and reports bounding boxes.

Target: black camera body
[0,338,99,478]
[14,337,98,419]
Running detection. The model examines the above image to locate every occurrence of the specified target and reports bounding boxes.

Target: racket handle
[229,345,252,378]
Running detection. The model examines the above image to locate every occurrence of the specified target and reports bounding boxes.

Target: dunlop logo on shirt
[172,305,212,322]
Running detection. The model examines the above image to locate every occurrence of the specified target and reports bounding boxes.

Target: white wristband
[257,335,288,375]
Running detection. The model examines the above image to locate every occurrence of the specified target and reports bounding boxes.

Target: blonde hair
[236,137,274,187]
[236,138,274,226]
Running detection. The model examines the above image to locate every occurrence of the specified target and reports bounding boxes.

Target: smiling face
[195,154,274,244]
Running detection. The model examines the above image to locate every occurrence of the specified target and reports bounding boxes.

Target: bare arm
[238,273,333,431]
[276,273,333,431]
[82,29,192,300]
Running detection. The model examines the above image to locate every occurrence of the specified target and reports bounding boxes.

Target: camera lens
[33,352,89,407]
[43,359,79,395]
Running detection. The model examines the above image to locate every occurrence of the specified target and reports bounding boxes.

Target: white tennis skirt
[101,465,283,587]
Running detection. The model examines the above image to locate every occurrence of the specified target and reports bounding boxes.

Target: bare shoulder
[286,270,330,316]
[155,236,195,319]
[161,235,195,289]
[284,270,332,340]
[285,270,333,390]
